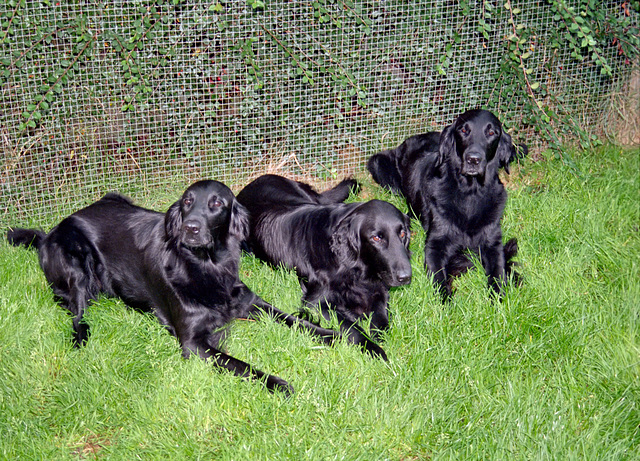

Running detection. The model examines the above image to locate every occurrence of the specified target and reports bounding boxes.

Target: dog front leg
[481,242,506,297]
[424,241,452,301]
[317,300,388,361]
[181,334,294,396]
[369,292,390,339]
[248,298,340,346]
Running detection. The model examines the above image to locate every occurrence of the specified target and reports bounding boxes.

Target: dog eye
[371,234,383,243]
[211,199,222,208]
[399,230,406,239]
[183,197,193,207]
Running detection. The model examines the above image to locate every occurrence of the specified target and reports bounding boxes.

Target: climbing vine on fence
[1,0,638,152]
[487,0,639,152]
[1,3,97,131]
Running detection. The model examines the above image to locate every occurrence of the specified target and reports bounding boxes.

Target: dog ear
[229,199,250,240]
[165,201,182,240]
[402,213,412,251]
[496,130,516,174]
[438,123,456,168]
[330,211,361,262]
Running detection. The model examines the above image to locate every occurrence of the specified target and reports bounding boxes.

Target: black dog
[236,174,413,360]
[367,109,525,300]
[7,180,345,395]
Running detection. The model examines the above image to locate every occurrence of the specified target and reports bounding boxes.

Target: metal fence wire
[1,1,636,227]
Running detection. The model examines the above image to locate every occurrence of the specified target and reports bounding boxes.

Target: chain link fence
[1,1,636,227]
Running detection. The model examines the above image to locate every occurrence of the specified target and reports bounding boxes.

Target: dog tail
[367,151,403,194]
[509,143,528,166]
[321,178,360,203]
[7,228,46,251]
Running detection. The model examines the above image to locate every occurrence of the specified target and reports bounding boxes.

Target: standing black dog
[237,174,413,360]
[7,180,345,395]
[367,109,524,300]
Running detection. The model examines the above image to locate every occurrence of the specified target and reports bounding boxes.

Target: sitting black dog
[237,174,413,360]
[7,180,347,395]
[367,109,525,300]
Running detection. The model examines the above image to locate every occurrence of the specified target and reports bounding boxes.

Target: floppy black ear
[402,213,412,251]
[497,130,516,174]
[330,211,361,263]
[229,199,249,241]
[165,201,182,240]
[438,123,456,168]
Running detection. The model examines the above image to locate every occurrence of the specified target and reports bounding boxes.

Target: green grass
[0,145,638,460]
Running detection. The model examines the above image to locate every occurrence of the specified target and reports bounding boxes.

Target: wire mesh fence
[1,1,636,227]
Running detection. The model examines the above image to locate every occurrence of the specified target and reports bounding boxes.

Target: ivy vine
[1,0,638,153]
[0,3,97,131]
[487,0,639,152]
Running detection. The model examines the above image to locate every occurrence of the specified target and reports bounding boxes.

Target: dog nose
[466,154,481,165]
[183,222,201,235]
[396,270,412,285]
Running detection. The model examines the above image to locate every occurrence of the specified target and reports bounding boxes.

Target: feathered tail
[7,228,46,250]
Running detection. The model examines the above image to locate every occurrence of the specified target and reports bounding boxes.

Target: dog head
[331,200,412,287]
[439,109,516,179]
[165,180,249,252]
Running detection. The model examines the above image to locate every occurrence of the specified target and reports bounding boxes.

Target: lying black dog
[237,174,413,360]
[7,180,344,395]
[367,109,525,300]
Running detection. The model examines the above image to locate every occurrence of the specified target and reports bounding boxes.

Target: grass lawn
[0,145,638,460]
